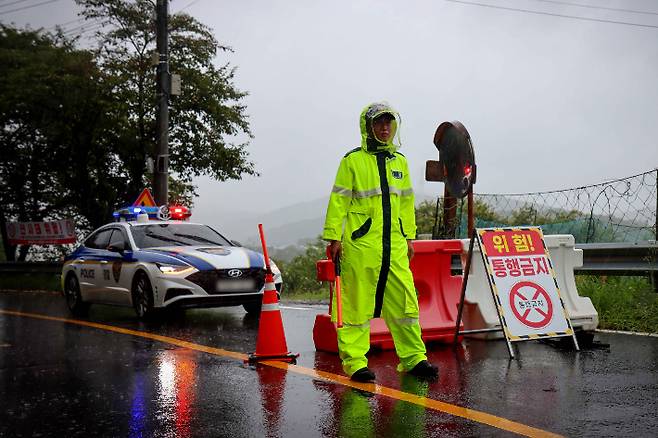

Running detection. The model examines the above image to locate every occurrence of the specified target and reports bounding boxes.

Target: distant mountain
[233,194,441,248]
[243,216,325,248]
[218,197,329,248]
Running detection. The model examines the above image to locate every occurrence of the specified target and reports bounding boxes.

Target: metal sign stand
[453,231,516,358]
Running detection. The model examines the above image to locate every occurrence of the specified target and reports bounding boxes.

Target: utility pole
[654,168,657,293]
[154,0,169,206]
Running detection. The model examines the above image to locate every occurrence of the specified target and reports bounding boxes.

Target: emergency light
[113,205,191,222]
[169,205,191,220]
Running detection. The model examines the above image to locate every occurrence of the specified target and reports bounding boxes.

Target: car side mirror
[108,241,125,253]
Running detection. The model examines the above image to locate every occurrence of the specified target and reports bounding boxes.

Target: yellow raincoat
[323,102,427,376]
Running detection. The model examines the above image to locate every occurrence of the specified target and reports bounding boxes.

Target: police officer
[323,102,438,382]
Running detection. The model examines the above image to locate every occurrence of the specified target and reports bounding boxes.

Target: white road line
[596,329,658,337]
[279,305,313,310]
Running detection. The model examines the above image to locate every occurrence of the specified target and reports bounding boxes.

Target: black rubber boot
[408,360,439,378]
[350,367,376,382]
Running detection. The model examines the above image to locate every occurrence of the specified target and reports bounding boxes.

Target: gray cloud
[5,0,657,234]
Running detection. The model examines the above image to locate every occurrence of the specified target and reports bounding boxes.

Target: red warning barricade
[313,240,465,352]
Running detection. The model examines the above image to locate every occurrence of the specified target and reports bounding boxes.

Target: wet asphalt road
[1,290,657,438]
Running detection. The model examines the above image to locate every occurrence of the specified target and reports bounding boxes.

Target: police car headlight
[157,263,194,275]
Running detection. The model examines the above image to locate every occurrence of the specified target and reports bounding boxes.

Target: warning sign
[477,227,574,340]
[509,281,553,329]
[132,188,156,207]
[5,219,76,245]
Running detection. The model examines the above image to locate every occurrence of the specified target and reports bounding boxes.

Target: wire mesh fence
[430,169,657,243]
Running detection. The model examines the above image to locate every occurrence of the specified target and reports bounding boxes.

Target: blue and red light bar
[113,205,191,222]
[170,205,191,220]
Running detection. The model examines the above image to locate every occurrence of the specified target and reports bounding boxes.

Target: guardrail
[0,261,62,274]
[447,241,658,292]
[575,242,658,275]
[1,241,657,288]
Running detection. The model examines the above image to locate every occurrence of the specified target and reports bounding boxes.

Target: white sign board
[476,227,575,341]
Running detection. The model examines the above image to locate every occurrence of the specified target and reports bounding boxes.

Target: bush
[577,276,658,333]
[278,236,328,296]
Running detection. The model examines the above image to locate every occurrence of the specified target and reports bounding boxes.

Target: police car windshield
[131,224,231,248]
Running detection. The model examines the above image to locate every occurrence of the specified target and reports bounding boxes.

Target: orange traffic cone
[247,224,299,364]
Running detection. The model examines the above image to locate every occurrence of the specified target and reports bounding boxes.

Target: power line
[444,0,658,29]
[48,18,88,34]
[0,0,37,9]
[176,0,202,13]
[0,0,62,15]
[75,22,108,37]
[48,17,86,30]
[530,0,658,17]
[60,19,106,37]
[60,19,102,34]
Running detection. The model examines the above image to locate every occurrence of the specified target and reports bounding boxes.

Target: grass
[0,273,61,292]
[577,276,658,333]
[281,288,329,304]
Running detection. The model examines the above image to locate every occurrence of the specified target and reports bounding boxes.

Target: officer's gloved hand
[328,240,342,263]
[407,240,415,260]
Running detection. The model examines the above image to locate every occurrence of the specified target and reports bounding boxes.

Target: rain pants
[322,102,428,376]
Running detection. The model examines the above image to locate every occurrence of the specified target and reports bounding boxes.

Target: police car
[61,207,282,318]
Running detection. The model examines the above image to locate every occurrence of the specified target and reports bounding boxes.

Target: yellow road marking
[0,309,561,438]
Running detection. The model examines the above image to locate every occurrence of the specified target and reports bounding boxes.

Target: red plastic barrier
[313,240,465,352]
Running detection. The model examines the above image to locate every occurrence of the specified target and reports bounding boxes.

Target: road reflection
[256,365,287,438]
[130,349,197,438]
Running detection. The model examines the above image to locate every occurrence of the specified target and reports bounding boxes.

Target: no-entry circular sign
[509,281,553,329]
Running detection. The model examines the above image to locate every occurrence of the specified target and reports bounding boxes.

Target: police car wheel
[242,301,262,315]
[64,274,89,316]
[132,272,155,319]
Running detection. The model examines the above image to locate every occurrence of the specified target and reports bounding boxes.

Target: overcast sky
[4,0,658,226]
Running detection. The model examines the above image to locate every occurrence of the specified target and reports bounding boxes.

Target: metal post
[653,169,658,292]
[467,188,474,238]
[154,0,169,206]
[443,186,457,239]
[453,231,475,346]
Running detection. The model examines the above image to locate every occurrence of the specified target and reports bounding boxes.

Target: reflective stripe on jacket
[322,103,418,322]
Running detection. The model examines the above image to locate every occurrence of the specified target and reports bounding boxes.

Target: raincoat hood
[360,102,402,153]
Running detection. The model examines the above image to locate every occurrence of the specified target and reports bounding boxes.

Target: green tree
[473,199,502,222]
[415,198,502,238]
[0,26,113,260]
[415,200,438,235]
[508,204,581,226]
[1,2,256,260]
[76,0,256,204]
[279,237,327,294]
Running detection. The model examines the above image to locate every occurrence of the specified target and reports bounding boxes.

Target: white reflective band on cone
[261,303,279,312]
[264,282,276,291]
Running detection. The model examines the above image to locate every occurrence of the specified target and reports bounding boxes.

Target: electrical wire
[0,0,37,9]
[60,19,104,36]
[0,0,62,15]
[76,22,108,37]
[61,20,108,38]
[48,17,86,31]
[176,0,202,13]
[444,0,658,29]
[530,0,658,16]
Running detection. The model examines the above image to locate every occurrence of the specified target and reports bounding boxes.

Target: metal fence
[437,169,657,243]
